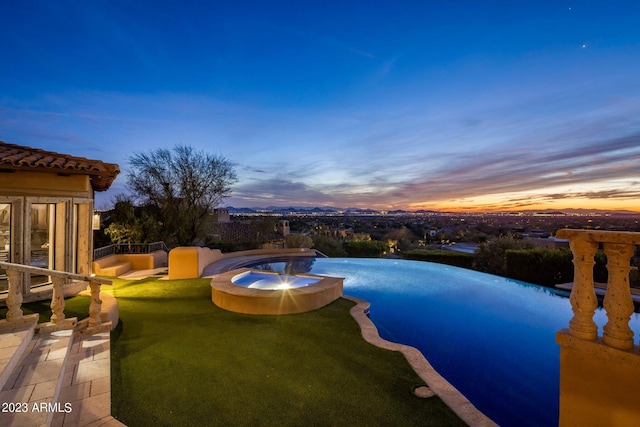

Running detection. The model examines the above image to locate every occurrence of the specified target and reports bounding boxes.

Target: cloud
[228,122,640,209]
[4,54,640,211]
[231,178,337,207]
[548,189,640,201]
[299,125,640,210]
[241,165,267,174]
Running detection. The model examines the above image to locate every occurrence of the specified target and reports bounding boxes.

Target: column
[568,238,599,341]
[602,242,635,349]
[5,268,23,321]
[88,280,102,328]
[50,276,66,323]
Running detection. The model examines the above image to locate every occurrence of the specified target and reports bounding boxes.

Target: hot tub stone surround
[210,268,343,315]
[232,270,321,289]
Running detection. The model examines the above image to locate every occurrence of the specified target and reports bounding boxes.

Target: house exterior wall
[0,170,93,198]
[0,171,94,294]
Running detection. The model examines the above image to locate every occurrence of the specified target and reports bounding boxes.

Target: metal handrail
[94,244,116,260]
[93,241,169,259]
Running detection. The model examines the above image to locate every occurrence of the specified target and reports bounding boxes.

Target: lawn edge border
[343,295,498,427]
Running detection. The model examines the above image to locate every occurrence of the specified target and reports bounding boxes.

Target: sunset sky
[2,1,640,212]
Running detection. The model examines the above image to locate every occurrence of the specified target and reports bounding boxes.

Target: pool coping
[344,295,498,427]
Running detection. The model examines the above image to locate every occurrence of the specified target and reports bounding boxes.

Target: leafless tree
[127,145,237,246]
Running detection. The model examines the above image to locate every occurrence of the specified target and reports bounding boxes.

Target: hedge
[505,248,609,287]
[404,249,475,269]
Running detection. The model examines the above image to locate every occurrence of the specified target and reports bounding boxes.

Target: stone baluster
[5,268,23,322]
[602,243,635,349]
[50,276,66,323]
[88,280,102,328]
[568,238,599,341]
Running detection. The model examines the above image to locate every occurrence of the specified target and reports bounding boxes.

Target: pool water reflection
[247,257,640,427]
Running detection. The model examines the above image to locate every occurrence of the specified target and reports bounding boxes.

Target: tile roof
[0,142,120,192]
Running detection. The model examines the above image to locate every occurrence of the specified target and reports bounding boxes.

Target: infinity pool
[244,257,640,427]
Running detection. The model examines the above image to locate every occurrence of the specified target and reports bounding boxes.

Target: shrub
[505,248,609,287]
[206,241,254,252]
[343,240,389,258]
[505,248,573,286]
[285,234,314,248]
[593,250,609,284]
[473,236,534,276]
[312,236,348,257]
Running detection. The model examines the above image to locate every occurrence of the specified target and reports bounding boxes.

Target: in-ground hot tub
[210,268,343,314]
[232,270,322,289]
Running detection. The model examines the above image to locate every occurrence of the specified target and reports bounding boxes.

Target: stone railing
[556,229,640,350]
[0,261,112,334]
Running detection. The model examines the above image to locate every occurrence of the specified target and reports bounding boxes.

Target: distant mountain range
[224,206,640,216]
[225,205,390,215]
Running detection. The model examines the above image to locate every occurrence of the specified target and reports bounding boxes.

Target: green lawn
[109,277,466,426]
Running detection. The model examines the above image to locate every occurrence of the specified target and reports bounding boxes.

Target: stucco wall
[168,247,223,279]
[0,171,93,198]
[557,330,640,426]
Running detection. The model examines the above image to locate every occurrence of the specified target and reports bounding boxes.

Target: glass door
[0,203,10,292]
[30,203,55,287]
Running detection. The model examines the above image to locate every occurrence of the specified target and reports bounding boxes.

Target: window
[0,203,10,292]
[30,203,55,287]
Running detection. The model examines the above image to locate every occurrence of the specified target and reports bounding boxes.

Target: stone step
[0,314,39,392]
[51,331,121,427]
[0,328,74,427]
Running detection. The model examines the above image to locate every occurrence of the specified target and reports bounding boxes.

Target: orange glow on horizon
[407,198,640,213]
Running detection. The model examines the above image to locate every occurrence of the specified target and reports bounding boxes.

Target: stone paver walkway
[0,326,124,427]
[52,332,124,427]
